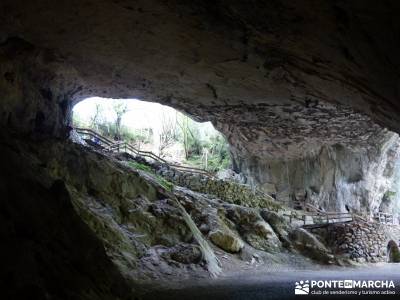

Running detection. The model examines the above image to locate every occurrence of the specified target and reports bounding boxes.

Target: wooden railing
[75,127,114,146]
[283,209,354,228]
[74,127,213,177]
[304,212,353,226]
[285,201,399,228]
[375,212,395,225]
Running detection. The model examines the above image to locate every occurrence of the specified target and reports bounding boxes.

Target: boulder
[260,209,292,248]
[244,220,282,252]
[209,229,244,253]
[168,244,203,264]
[387,240,400,263]
[289,228,335,264]
[224,205,282,252]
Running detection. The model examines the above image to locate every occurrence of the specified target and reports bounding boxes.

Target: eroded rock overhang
[1,0,400,168]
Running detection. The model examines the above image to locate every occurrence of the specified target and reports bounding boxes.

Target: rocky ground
[0,133,342,289]
[2,131,399,299]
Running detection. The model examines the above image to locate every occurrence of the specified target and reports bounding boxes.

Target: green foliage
[73,99,232,172]
[72,113,87,127]
[128,161,153,173]
[74,114,153,145]
[181,125,231,172]
[385,191,397,198]
[128,161,174,191]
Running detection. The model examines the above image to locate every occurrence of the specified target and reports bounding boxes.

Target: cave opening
[72,97,232,173]
[2,1,400,298]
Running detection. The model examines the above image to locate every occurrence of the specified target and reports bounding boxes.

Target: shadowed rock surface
[1,1,400,299]
[1,1,400,153]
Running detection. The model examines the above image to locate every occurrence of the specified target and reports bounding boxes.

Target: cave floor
[140,263,400,300]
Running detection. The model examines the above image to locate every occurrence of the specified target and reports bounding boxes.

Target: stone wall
[154,164,280,210]
[311,222,400,263]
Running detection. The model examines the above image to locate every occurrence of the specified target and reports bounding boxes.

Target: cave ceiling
[1,0,400,159]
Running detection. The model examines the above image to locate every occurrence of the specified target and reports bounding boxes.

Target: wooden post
[205,149,208,170]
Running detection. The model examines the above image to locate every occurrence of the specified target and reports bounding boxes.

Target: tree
[112,100,129,140]
[176,113,190,159]
[89,103,103,130]
[176,112,203,159]
[158,111,177,157]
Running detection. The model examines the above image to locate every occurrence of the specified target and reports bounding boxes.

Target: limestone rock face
[164,244,203,264]
[156,163,280,209]
[224,205,282,252]
[290,228,334,264]
[0,139,132,299]
[387,241,400,263]
[1,1,400,223]
[1,0,400,160]
[242,132,400,216]
[3,2,400,295]
[209,229,244,253]
[260,210,292,248]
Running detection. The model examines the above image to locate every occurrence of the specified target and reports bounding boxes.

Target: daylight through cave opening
[2,1,400,298]
[72,97,232,173]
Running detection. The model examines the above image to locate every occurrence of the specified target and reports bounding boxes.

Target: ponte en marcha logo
[295,279,396,296]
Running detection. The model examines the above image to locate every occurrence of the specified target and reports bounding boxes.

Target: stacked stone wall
[155,166,280,210]
[312,222,400,263]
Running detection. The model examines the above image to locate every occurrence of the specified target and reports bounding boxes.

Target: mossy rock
[209,229,244,253]
[388,240,400,263]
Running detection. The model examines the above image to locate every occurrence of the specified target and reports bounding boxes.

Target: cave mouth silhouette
[72,97,232,171]
[387,240,400,263]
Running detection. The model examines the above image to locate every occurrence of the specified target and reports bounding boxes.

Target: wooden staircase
[74,127,214,177]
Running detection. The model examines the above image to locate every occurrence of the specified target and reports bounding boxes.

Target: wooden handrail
[375,212,395,225]
[74,127,213,177]
[75,127,114,146]
[287,203,398,228]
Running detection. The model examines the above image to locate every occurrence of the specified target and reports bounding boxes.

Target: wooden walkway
[74,128,398,228]
[74,127,213,177]
[284,201,397,228]
[283,210,354,229]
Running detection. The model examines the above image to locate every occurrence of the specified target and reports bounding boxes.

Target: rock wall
[2,135,317,291]
[0,135,133,299]
[1,1,400,227]
[2,0,400,159]
[0,37,81,138]
[154,164,280,210]
[234,131,400,216]
[311,222,400,263]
